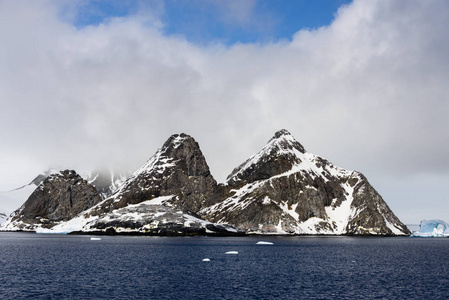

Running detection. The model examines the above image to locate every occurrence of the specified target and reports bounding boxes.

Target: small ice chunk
[90,237,102,241]
[225,251,239,255]
[256,241,273,245]
[202,258,211,262]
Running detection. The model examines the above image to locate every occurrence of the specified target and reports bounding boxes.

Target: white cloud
[1,0,448,223]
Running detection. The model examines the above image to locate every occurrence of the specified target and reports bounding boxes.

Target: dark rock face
[92,133,222,216]
[201,130,410,235]
[226,129,306,188]
[8,170,102,230]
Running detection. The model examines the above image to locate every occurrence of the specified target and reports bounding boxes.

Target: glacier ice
[411,220,449,237]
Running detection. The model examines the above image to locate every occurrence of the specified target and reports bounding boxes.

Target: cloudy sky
[1,0,448,224]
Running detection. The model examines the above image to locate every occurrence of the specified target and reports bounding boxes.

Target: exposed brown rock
[9,170,102,229]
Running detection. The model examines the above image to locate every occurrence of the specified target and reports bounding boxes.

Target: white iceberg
[202,258,211,262]
[256,241,273,245]
[225,251,239,255]
[411,220,449,237]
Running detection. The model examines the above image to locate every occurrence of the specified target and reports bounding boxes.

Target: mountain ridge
[1,130,410,235]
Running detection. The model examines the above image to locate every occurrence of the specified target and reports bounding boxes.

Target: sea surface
[1,233,448,299]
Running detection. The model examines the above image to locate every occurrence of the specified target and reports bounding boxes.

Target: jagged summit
[268,129,306,154]
[91,133,220,215]
[132,133,210,179]
[226,129,305,187]
[163,133,192,149]
[273,129,291,138]
[267,129,306,153]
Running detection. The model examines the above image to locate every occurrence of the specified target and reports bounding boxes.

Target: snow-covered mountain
[90,133,222,216]
[51,133,236,235]
[1,134,240,235]
[1,130,409,235]
[200,130,410,235]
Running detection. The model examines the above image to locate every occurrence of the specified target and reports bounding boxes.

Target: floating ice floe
[202,258,211,262]
[90,237,102,241]
[256,241,274,245]
[411,220,449,237]
[35,228,68,234]
[225,251,239,255]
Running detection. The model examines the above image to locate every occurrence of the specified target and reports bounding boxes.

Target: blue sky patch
[71,0,352,45]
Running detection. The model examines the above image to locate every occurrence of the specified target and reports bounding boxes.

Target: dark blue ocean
[1,233,448,299]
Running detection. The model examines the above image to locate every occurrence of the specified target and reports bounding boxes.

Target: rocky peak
[132,133,211,179]
[159,133,211,177]
[226,130,306,187]
[202,129,410,236]
[3,169,102,230]
[95,133,221,214]
[268,129,306,154]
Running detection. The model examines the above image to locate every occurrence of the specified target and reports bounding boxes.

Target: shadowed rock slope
[1,170,102,231]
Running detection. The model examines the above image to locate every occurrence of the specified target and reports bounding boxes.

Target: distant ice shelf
[411,220,449,237]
